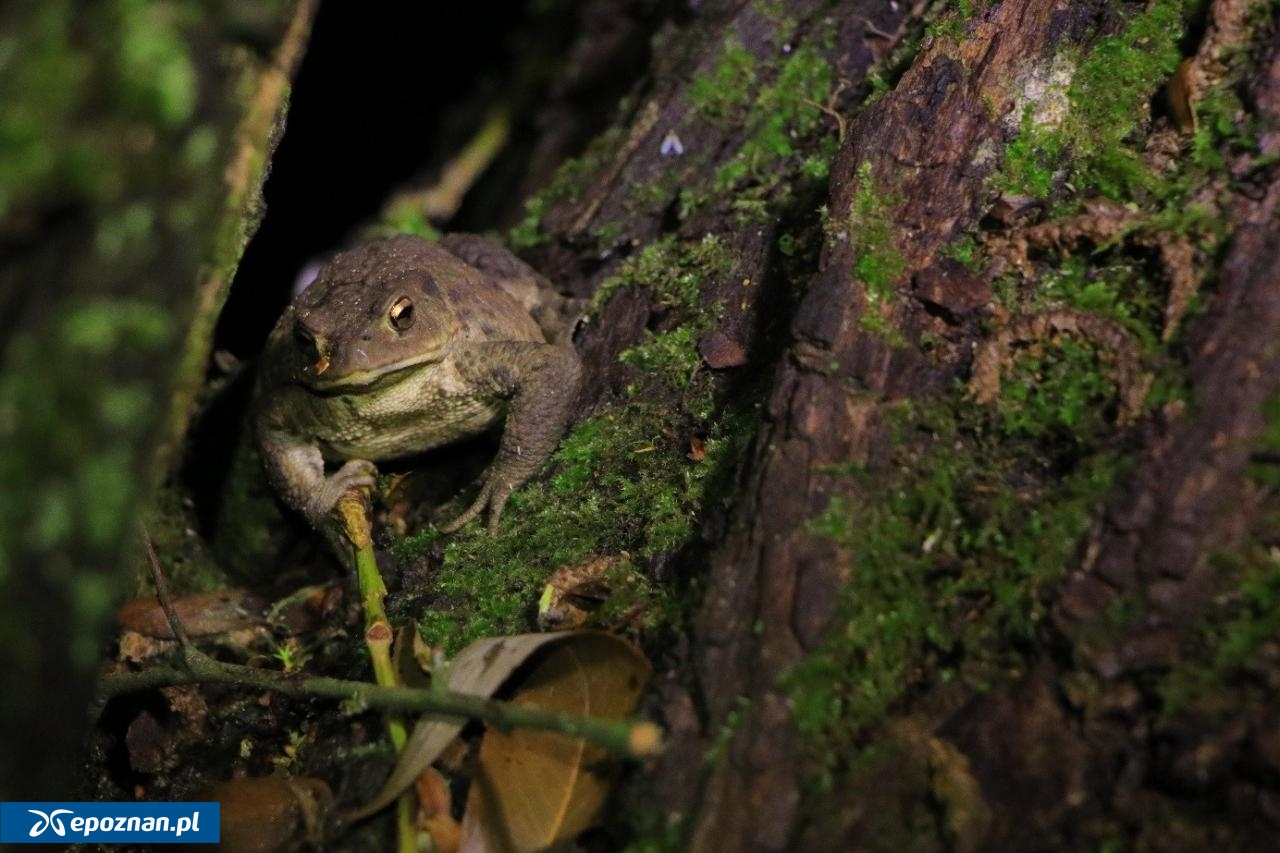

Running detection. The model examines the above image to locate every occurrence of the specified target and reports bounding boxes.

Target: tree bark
[524,0,1280,848]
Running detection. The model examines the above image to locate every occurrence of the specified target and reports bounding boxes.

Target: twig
[140,525,191,647]
[382,105,512,224]
[96,647,662,760]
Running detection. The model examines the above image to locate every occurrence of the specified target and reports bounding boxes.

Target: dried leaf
[194,776,333,853]
[417,767,462,853]
[126,710,175,774]
[698,331,747,368]
[537,556,626,631]
[264,582,345,636]
[347,633,581,821]
[392,626,433,689]
[117,589,266,638]
[459,633,652,852]
[1166,57,1198,133]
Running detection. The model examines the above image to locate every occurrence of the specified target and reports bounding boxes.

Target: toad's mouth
[302,353,441,393]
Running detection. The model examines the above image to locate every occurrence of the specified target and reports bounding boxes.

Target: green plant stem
[339,492,417,853]
[96,645,661,759]
[343,498,406,749]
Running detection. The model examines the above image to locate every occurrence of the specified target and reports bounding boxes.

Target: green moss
[1160,532,1280,715]
[999,0,1184,200]
[668,32,843,224]
[843,161,908,340]
[508,194,548,250]
[620,326,702,390]
[1068,1,1182,193]
[400,234,751,652]
[924,0,973,42]
[995,336,1120,443]
[784,397,1121,783]
[942,233,982,271]
[1001,104,1064,198]
[596,234,733,314]
[507,127,627,250]
[377,205,443,240]
[711,44,838,194]
[689,39,757,123]
[402,403,747,651]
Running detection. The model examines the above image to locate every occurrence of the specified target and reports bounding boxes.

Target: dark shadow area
[215,1,527,358]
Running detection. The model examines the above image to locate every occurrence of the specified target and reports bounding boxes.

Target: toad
[253,234,582,550]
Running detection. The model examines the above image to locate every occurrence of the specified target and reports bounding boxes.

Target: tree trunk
[522,0,1280,848]
[0,0,315,801]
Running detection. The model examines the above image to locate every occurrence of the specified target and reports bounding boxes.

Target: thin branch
[140,525,191,647]
[96,647,662,760]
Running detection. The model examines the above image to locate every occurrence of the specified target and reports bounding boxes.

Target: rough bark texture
[524,0,1280,848]
[689,2,1087,846]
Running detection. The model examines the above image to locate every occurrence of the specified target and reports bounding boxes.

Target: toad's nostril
[294,319,315,347]
[294,320,330,374]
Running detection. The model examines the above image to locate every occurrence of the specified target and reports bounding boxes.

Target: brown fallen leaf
[537,555,627,631]
[459,633,652,852]
[417,767,462,853]
[346,632,652,825]
[117,589,267,639]
[392,625,434,689]
[126,710,175,775]
[192,776,333,853]
[698,331,748,369]
[346,633,576,822]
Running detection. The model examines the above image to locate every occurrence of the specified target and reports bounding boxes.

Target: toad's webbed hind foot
[437,475,513,535]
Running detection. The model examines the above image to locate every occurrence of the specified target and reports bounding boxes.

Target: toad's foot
[437,474,513,535]
[308,458,379,529]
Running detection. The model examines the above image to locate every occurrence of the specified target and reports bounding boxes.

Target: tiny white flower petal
[660,130,685,157]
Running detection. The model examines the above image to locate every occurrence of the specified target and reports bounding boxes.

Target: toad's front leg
[441,341,582,533]
[256,426,379,554]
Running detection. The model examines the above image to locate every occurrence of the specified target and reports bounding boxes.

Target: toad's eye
[389,296,415,331]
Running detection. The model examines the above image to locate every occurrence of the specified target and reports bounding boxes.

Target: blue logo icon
[26,809,73,838]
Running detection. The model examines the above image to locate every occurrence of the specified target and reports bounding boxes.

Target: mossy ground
[389,234,754,654]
